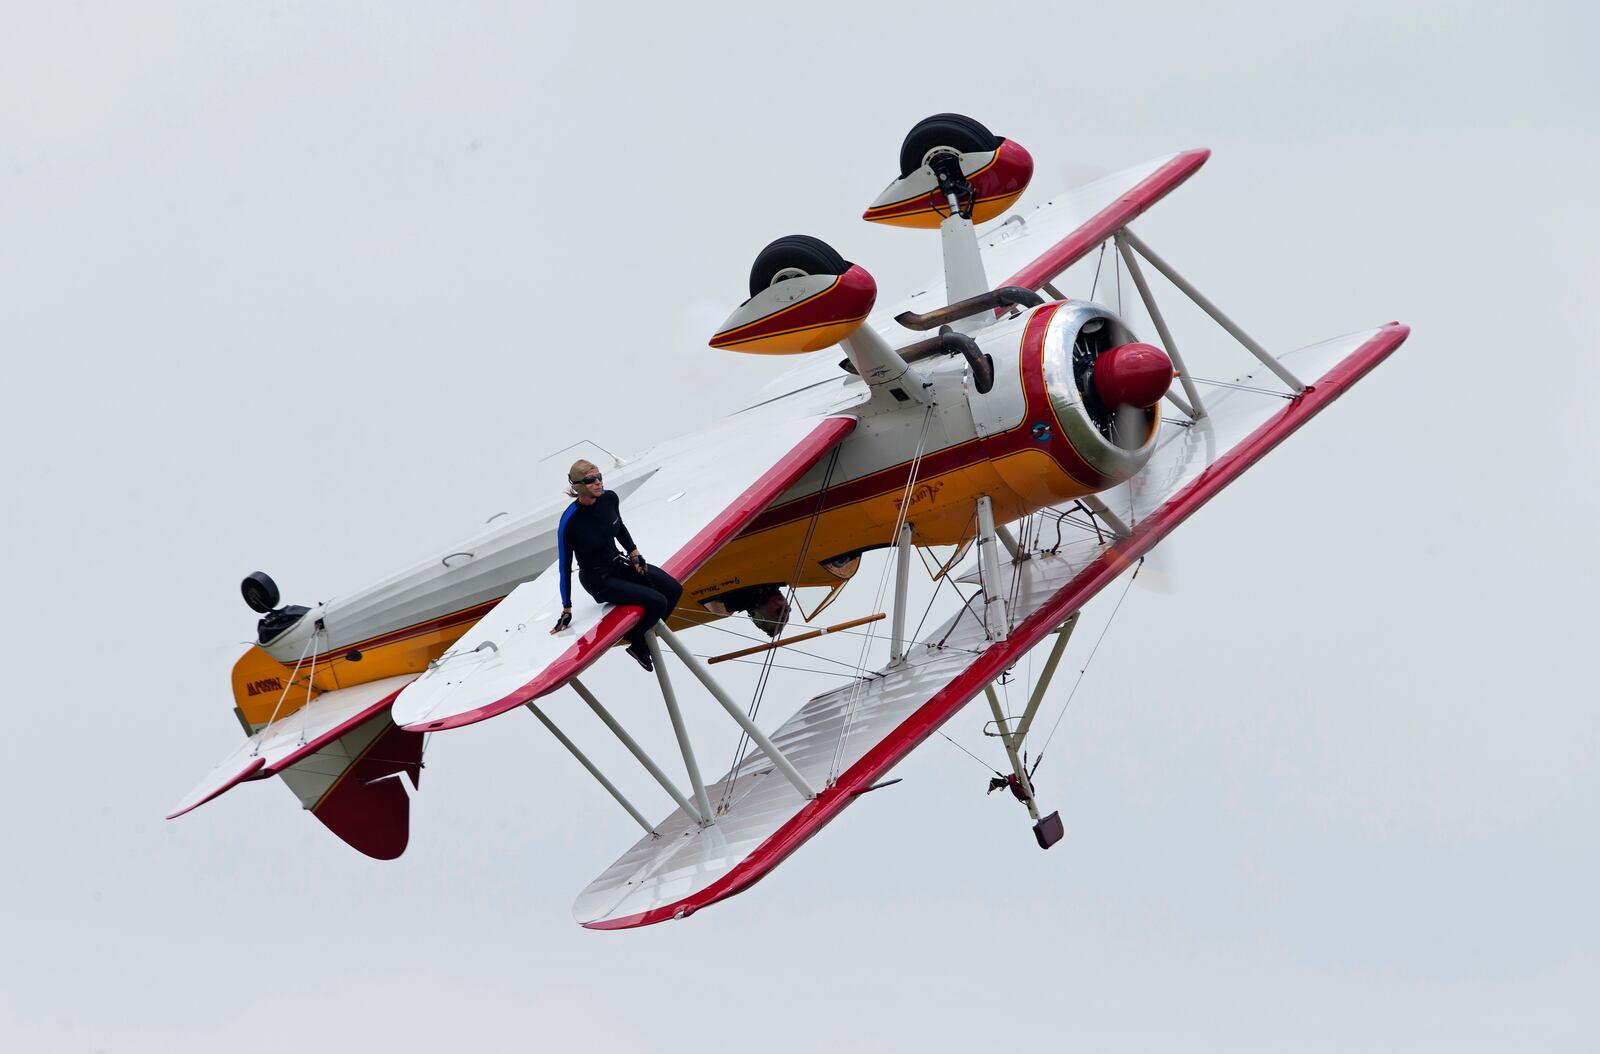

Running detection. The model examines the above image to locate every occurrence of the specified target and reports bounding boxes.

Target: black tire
[748,235,850,298]
[898,113,1002,178]
[241,571,281,613]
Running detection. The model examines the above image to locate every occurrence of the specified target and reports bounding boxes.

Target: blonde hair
[565,459,600,498]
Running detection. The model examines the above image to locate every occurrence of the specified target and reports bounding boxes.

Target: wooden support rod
[708,613,887,665]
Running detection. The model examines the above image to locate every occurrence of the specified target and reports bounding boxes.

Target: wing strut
[976,496,1010,640]
[1079,494,1132,539]
[525,700,658,837]
[1114,232,1205,420]
[570,677,704,825]
[645,634,717,825]
[980,613,1081,832]
[984,685,1040,821]
[890,523,913,662]
[1012,613,1079,746]
[994,522,1026,563]
[1114,227,1305,394]
[654,626,818,802]
[519,627,821,838]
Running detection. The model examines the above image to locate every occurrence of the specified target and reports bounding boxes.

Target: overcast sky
[2,2,1596,1051]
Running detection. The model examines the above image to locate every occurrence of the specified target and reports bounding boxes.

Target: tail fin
[279,715,424,860]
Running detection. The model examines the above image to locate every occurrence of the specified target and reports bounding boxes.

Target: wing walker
[172,114,1409,928]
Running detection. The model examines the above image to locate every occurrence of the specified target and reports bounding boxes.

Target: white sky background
[2,1,1596,1050]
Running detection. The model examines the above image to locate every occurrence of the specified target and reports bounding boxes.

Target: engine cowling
[968,301,1172,512]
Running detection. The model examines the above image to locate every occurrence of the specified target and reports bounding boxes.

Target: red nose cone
[1094,342,1173,409]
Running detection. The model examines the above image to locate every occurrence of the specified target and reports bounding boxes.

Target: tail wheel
[898,113,1002,178]
[748,235,849,298]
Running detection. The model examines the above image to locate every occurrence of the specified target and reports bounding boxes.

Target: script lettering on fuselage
[690,574,743,600]
[892,480,945,512]
[245,676,285,697]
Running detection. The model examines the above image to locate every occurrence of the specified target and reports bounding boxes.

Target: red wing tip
[398,667,577,733]
[165,756,267,819]
[581,918,631,931]
[399,701,512,733]
[1169,148,1211,174]
[581,910,670,931]
[1368,321,1411,346]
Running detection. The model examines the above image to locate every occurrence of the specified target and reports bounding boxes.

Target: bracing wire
[718,445,842,810]
[1188,375,1297,399]
[827,404,936,782]
[702,655,865,679]
[930,509,986,649]
[250,626,320,756]
[297,629,321,746]
[689,615,903,665]
[937,729,1003,776]
[1031,558,1143,772]
[1089,241,1106,300]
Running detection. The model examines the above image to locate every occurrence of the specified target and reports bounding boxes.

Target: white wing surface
[573,323,1407,928]
[391,382,865,733]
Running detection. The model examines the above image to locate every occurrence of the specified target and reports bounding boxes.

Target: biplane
[171,113,1408,928]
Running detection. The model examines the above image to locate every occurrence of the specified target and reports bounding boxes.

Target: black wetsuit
[557,491,683,649]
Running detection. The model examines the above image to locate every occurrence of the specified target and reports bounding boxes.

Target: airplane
[169,112,1409,929]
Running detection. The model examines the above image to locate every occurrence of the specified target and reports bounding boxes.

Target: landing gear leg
[983,615,1079,849]
[890,523,912,662]
[975,495,1009,641]
[986,684,1040,823]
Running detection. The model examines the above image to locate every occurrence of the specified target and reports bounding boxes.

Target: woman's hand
[550,608,572,634]
[629,549,646,574]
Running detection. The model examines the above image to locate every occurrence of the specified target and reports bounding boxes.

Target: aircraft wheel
[241,571,281,613]
[748,235,850,298]
[898,113,1002,178]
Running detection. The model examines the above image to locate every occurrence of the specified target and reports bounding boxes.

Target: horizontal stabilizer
[167,674,415,819]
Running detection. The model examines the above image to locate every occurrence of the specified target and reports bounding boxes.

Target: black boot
[625,640,654,672]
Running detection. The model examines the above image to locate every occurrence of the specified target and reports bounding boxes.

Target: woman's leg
[587,573,669,648]
[641,565,683,624]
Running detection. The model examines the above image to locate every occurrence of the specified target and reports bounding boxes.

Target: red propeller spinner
[1094,342,1174,409]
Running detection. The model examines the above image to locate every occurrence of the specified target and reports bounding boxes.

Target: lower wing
[574,322,1407,928]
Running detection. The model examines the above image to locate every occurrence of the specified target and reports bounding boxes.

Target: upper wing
[573,322,1408,928]
[391,386,864,733]
[992,148,1209,291]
